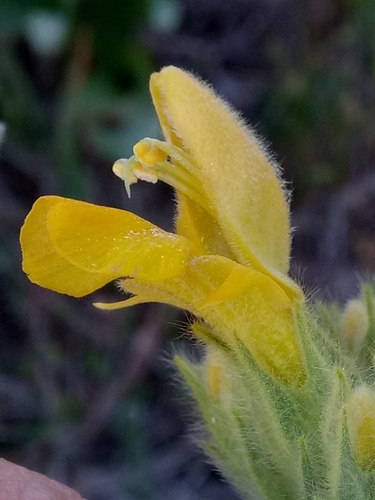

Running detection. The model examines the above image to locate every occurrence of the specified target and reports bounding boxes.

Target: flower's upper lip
[150,67,291,272]
[149,66,301,300]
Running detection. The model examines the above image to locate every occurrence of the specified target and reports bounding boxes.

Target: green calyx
[175,284,375,500]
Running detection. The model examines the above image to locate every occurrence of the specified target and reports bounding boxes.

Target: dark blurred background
[1,0,375,498]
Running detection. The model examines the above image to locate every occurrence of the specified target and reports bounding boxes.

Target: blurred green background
[1,0,375,498]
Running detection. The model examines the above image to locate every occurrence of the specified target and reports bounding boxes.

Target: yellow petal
[94,294,164,311]
[107,275,196,312]
[21,196,111,297]
[198,265,274,309]
[94,277,192,311]
[150,66,291,280]
[20,196,193,297]
[47,197,193,280]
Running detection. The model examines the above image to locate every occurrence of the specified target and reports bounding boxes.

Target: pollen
[134,138,168,166]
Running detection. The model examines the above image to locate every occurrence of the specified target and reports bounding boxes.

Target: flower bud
[341,299,369,352]
[205,349,230,402]
[347,386,375,471]
[207,358,222,401]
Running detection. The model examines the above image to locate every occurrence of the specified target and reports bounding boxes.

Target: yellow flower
[20,66,304,385]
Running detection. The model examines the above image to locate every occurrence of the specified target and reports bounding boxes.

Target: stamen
[113,138,214,217]
[134,139,168,166]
